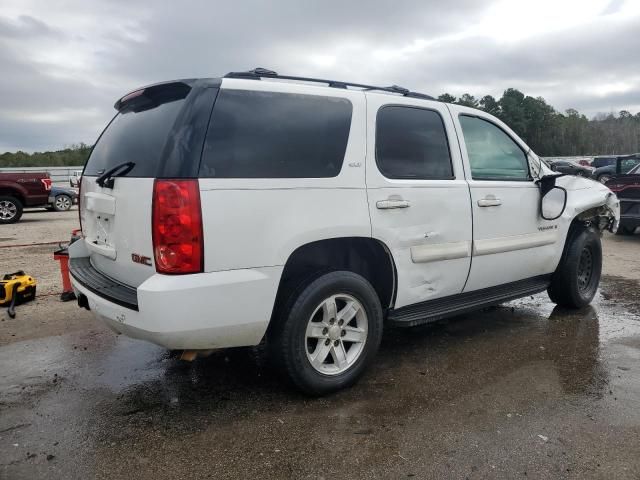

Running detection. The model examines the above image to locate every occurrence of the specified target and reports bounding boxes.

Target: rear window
[199,90,352,178]
[85,87,188,177]
[593,157,616,168]
[375,106,453,179]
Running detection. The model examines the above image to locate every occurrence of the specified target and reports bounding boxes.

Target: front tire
[270,271,383,396]
[0,196,23,224]
[548,227,602,308]
[598,174,611,184]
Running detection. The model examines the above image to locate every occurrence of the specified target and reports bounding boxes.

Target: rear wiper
[96,162,135,189]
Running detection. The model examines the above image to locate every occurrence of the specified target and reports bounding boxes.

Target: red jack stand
[53,246,76,302]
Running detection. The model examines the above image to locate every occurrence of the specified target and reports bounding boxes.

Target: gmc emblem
[131,253,152,266]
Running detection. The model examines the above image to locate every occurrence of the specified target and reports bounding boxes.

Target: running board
[387,275,551,327]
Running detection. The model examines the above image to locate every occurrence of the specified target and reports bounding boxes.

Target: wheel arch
[269,237,398,327]
[0,186,26,206]
[555,203,611,271]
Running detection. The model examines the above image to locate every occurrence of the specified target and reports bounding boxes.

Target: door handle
[376,199,410,209]
[477,195,502,207]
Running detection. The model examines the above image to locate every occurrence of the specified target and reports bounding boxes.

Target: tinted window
[375,106,453,179]
[200,90,352,178]
[459,115,529,180]
[85,92,187,177]
[593,157,616,168]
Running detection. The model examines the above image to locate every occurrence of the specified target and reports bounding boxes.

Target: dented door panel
[364,93,473,309]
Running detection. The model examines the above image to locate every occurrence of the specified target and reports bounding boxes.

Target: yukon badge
[131,253,152,266]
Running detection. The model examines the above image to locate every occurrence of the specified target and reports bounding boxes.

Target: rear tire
[0,196,23,224]
[548,226,602,308]
[53,194,72,212]
[270,271,383,396]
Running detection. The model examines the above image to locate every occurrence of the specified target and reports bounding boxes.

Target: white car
[69,170,83,188]
[69,69,619,395]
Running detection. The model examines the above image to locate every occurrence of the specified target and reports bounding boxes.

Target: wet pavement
[1,276,640,479]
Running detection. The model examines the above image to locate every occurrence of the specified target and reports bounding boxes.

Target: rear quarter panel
[0,173,49,206]
[198,79,370,272]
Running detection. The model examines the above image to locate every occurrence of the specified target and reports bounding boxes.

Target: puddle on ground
[1,275,639,479]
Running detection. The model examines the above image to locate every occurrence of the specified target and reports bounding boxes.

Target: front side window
[375,106,453,179]
[200,90,352,178]
[459,115,530,181]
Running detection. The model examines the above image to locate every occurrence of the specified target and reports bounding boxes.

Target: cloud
[0,0,639,152]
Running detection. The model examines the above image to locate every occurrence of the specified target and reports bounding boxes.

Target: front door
[450,107,558,291]
[365,94,473,309]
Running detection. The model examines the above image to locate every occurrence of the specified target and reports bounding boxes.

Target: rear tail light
[78,177,83,233]
[152,179,203,274]
[41,178,52,191]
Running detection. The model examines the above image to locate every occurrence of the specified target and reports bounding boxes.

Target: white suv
[69,69,619,395]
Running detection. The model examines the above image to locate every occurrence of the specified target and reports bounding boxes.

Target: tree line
[0,143,92,167]
[439,89,640,156]
[1,89,639,167]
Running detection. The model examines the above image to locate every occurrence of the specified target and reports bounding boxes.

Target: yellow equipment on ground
[0,271,37,318]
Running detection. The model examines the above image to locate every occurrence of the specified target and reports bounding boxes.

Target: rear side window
[375,106,453,179]
[459,115,529,181]
[199,90,352,178]
[85,86,189,177]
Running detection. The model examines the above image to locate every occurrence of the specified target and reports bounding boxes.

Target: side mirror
[541,186,567,220]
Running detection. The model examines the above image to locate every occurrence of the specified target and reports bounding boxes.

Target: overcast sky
[1,0,639,152]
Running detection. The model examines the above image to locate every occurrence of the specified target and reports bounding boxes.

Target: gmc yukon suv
[69,69,620,395]
[0,172,52,223]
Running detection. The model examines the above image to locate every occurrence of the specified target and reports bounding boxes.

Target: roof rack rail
[224,68,435,100]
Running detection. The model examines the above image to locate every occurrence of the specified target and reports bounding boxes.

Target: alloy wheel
[55,195,72,211]
[0,200,17,220]
[305,294,368,375]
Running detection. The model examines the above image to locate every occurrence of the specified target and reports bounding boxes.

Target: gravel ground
[0,209,97,346]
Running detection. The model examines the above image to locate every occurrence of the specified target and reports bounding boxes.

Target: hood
[555,174,602,191]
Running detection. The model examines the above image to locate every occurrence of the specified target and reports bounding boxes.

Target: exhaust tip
[179,349,214,361]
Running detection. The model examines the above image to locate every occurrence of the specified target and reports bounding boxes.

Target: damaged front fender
[557,176,620,233]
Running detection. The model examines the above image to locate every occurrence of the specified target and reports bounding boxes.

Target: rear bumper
[69,255,282,350]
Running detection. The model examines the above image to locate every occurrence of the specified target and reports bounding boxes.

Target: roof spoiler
[114,80,193,112]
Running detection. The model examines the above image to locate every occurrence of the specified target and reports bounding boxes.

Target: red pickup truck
[606,163,640,235]
[0,172,52,224]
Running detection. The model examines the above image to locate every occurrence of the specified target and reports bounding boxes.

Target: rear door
[80,80,217,287]
[365,94,472,308]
